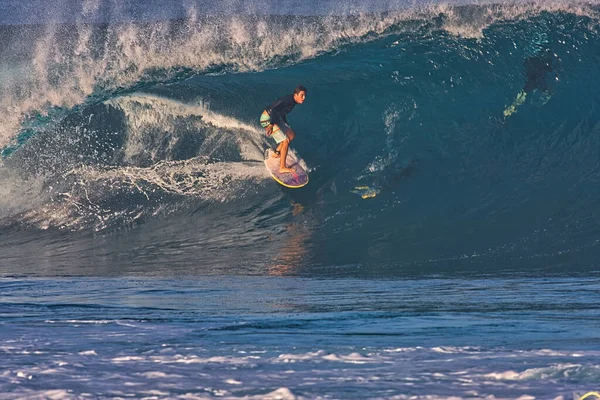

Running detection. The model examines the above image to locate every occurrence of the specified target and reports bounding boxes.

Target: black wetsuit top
[265,94,296,125]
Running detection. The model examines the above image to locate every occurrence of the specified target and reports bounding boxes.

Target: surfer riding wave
[260,85,307,173]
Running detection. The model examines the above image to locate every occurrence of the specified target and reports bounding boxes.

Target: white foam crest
[322,352,379,364]
[77,350,97,356]
[65,157,267,198]
[111,356,145,363]
[137,371,184,379]
[12,390,71,400]
[0,171,48,222]
[238,388,298,400]
[38,369,65,375]
[105,93,264,163]
[384,347,422,353]
[141,354,257,365]
[427,1,600,39]
[142,390,171,396]
[18,155,267,231]
[3,0,574,150]
[431,346,482,354]
[81,0,101,18]
[484,363,600,381]
[277,350,327,362]
[46,319,116,324]
[277,350,384,364]
[0,8,424,150]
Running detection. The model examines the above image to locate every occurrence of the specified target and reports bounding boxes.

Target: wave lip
[3,1,599,151]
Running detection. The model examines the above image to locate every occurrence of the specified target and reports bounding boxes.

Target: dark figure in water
[504,32,559,117]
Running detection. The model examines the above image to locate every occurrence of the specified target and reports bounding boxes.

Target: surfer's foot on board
[279,167,294,173]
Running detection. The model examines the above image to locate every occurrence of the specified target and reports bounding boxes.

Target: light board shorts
[260,110,291,144]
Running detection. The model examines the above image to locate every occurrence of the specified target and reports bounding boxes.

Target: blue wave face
[1,3,600,274]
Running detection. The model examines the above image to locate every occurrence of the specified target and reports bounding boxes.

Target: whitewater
[1,0,600,398]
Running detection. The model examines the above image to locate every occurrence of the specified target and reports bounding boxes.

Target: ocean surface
[1,0,600,398]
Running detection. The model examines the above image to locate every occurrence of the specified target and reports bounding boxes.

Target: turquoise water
[1,1,600,398]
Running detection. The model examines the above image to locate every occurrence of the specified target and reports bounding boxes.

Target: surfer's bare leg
[273,142,283,158]
[279,130,295,173]
[279,140,293,173]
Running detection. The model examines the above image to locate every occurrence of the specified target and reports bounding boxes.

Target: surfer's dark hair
[294,85,307,94]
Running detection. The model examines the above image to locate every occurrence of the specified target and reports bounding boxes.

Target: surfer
[260,85,307,173]
[504,32,558,117]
